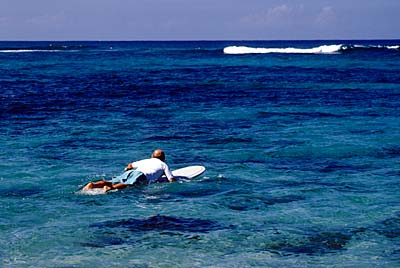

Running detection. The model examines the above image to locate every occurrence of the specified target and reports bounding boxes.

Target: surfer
[82,149,176,191]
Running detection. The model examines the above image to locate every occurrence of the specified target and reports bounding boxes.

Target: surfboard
[160,165,206,182]
[79,165,206,195]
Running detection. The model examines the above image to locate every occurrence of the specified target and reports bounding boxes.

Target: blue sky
[0,0,399,40]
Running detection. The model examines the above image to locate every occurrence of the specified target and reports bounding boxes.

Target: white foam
[77,188,118,195]
[223,45,343,55]
[387,45,400,50]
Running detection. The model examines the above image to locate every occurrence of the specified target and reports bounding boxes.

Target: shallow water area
[1,40,400,267]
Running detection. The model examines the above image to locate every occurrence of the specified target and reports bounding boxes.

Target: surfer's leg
[101,183,128,192]
[83,180,113,190]
[111,183,128,190]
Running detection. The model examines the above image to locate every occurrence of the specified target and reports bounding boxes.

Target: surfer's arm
[163,164,176,182]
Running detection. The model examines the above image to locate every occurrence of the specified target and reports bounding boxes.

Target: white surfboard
[79,165,206,195]
[165,165,206,181]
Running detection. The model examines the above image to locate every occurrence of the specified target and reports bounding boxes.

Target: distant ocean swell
[223,44,400,54]
[0,45,219,54]
[0,49,64,53]
[0,44,86,53]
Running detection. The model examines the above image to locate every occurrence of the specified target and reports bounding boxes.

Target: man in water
[82,149,176,191]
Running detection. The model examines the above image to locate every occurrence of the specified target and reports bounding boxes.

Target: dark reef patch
[219,193,305,211]
[267,231,352,256]
[91,215,224,233]
[374,216,400,239]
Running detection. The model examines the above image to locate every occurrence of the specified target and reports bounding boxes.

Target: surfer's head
[151,149,166,162]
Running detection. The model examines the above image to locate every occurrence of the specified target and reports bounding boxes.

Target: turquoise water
[1,40,400,267]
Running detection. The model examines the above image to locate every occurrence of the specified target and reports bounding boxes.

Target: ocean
[0,40,399,267]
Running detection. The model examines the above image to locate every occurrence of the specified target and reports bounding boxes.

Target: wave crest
[223,45,343,54]
[223,44,400,55]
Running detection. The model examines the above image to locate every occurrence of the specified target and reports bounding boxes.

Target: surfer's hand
[125,163,133,171]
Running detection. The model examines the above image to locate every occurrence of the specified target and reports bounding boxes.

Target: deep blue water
[1,40,400,267]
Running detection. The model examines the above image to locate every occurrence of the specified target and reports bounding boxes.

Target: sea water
[0,40,399,267]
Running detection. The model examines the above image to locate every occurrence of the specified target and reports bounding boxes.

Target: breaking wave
[223,44,400,55]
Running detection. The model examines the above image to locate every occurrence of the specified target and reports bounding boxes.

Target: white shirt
[131,158,173,183]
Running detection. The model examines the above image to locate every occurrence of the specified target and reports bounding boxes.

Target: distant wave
[349,44,400,51]
[0,49,63,53]
[0,44,86,53]
[223,44,400,55]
